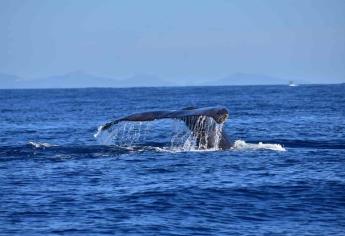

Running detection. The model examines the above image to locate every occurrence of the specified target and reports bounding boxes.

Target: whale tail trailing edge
[98,106,232,149]
[101,106,229,131]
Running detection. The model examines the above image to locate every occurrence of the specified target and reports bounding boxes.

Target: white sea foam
[28,141,57,148]
[232,140,286,152]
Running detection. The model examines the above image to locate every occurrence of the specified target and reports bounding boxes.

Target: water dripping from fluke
[94,117,225,152]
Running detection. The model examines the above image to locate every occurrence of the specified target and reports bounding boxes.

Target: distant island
[0,71,171,89]
[0,71,314,89]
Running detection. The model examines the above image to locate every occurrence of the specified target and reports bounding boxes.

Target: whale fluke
[99,106,232,149]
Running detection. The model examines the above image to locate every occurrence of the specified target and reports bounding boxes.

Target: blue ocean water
[0,85,345,235]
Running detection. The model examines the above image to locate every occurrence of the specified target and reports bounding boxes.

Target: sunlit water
[0,85,344,235]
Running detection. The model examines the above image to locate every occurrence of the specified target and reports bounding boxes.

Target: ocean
[1,85,345,235]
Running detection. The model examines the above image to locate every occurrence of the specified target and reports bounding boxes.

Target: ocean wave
[232,140,286,152]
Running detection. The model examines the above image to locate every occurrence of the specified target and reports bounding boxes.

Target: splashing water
[95,118,285,152]
[232,140,286,152]
[177,116,224,151]
[95,117,225,151]
[95,121,148,146]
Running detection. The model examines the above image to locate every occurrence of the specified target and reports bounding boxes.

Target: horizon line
[0,83,343,90]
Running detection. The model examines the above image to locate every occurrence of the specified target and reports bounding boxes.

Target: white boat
[288,81,298,87]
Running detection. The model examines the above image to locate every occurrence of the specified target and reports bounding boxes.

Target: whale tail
[99,106,232,149]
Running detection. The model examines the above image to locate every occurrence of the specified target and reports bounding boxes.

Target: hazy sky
[0,0,344,83]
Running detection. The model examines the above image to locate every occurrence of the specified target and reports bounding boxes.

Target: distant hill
[0,71,116,88]
[0,71,175,89]
[205,73,290,86]
[0,71,310,88]
[118,74,175,87]
[28,71,117,88]
[0,73,23,88]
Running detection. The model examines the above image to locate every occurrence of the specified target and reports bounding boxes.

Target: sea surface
[1,85,345,235]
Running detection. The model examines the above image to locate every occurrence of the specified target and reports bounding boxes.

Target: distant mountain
[0,73,23,88]
[118,74,175,87]
[23,71,117,88]
[0,71,175,88]
[0,71,309,88]
[0,71,117,88]
[206,73,289,86]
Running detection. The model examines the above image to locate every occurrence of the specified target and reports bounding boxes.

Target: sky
[0,0,344,84]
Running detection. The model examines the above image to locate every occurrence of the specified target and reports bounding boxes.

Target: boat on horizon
[288,81,298,87]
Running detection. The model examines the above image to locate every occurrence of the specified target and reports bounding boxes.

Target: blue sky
[0,0,344,83]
